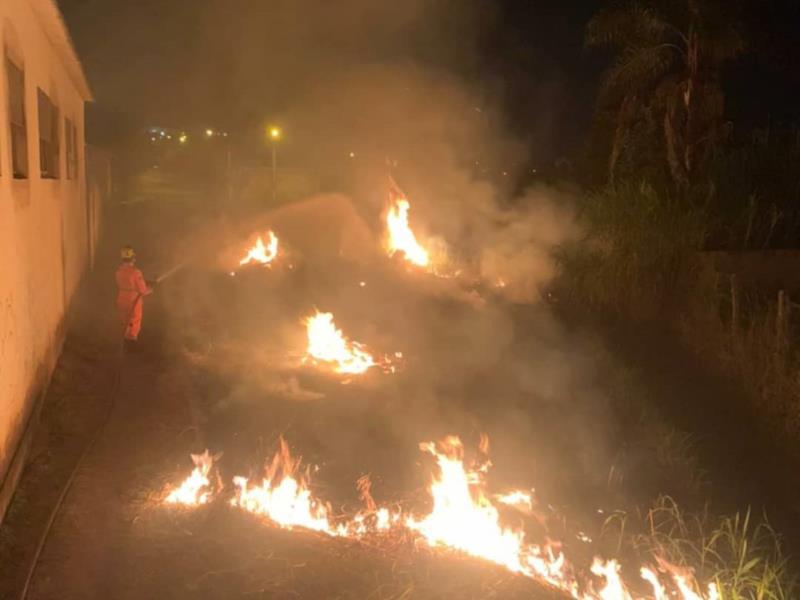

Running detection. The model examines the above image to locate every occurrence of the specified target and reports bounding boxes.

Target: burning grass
[383,182,460,280]
[386,197,430,268]
[165,450,216,506]
[159,434,793,600]
[231,436,342,534]
[159,181,797,599]
[144,504,562,599]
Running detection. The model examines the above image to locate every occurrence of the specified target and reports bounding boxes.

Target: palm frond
[586,1,677,49]
[692,0,747,62]
[599,43,682,102]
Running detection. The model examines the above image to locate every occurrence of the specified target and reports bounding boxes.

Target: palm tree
[586,0,744,189]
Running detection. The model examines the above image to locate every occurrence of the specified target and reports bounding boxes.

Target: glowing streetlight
[269,126,281,140]
[179,133,188,144]
[205,128,214,137]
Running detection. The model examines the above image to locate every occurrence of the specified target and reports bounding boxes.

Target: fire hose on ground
[19,262,184,600]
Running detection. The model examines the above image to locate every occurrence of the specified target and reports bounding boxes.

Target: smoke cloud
[115,0,628,519]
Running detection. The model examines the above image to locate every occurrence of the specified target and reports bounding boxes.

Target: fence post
[777,290,785,352]
[730,274,739,336]
[776,290,790,358]
[788,293,793,361]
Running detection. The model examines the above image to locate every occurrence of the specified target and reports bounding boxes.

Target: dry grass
[600,496,796,599]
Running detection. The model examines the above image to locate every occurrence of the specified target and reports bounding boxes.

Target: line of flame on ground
[164,437,721,600]
[239,230,279,267]
[166,438,401,536]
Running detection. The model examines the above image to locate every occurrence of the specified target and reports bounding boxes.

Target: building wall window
[7,57,28,178]
[37,88,59,179]
[65,117,77,179]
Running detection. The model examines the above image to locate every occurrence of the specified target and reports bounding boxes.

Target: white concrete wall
[0,0,91,487]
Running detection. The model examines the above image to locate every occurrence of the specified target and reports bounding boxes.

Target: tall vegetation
[601,497,797,599]
[707,130,800,250]
[586,0,744,189]
[562,3,800,594]
[558,181,707,317]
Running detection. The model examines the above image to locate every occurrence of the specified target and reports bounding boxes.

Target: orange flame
[406,437,575,590]
[386,198,430,267]
[591,559,631,599]
[165,450,215,506]
[231,438,337,534]
[230,438,402,537]
[239,230,279,266]
[304,311,376,374]
[164,438,725,600]
[641,567,668,600]
[495,490,534,511]
[405,437,722,600]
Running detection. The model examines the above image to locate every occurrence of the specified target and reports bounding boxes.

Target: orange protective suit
[115,262,152,340]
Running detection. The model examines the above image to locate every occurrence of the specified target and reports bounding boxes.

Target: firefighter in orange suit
[116,246,153,348]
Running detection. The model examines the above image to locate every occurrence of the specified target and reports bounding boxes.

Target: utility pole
[226,141,233,208]
[269,126,281,204]
[271,141,276,204]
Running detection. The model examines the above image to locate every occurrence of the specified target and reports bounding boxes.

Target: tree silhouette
[586,0,744,189]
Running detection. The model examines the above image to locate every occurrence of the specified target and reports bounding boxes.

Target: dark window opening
[65,117,77,179]
[7,58,28,179]
[37,89,59,179]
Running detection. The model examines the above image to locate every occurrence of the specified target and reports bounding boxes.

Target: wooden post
[730,274,739,336]
[788,293,792,360]
[787,292,792,344]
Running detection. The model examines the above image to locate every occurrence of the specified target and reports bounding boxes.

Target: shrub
[558,180,707,318]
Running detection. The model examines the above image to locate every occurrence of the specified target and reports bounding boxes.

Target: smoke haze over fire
[4,0,796,598]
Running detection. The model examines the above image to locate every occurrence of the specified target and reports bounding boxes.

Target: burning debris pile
[304,311,377,375]
[164,437,721,600]
[303,310,400,376]
[384,177,463,280]
[386,197,430,269]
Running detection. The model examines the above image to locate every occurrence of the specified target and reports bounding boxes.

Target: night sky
[59,0,800,163]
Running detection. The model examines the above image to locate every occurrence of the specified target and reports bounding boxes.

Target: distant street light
[268,126,281,203]
[179,133,188,144]
[205,128,214,137]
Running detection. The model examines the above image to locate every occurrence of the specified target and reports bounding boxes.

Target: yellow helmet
[120,246,136,260]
